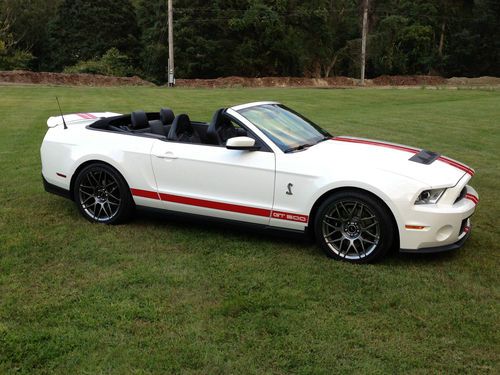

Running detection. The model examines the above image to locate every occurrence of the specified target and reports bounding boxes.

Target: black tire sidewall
[314,190,395,263]
[73,163,134,224]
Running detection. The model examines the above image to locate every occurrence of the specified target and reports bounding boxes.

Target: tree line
[1,0,498,84]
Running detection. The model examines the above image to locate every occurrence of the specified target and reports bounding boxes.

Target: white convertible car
[41,102,478,263]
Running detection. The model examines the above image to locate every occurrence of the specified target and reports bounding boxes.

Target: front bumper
[400,220,471,253]
[398,184,477,252]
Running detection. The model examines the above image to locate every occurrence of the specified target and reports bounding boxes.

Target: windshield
[237,104,331,152]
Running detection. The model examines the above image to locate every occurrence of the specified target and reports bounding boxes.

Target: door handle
[154,151,177,159]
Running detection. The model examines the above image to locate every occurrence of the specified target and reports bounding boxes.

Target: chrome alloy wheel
[78,168,121,222]
[322,200,380,260]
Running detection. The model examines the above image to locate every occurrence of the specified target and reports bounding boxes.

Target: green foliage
[136,0,169,83]
[0,49,33,70]
[0,16,34,70]
[0,0,61,70]
[64,48,135,77]
[443,0,500,77]
[369,14,436,75]
[45,0,140,71]
[0,0,499,81]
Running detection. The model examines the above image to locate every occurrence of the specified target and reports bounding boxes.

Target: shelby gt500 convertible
[41,102,478,263]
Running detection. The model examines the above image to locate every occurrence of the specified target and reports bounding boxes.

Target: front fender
[305,169,430,240]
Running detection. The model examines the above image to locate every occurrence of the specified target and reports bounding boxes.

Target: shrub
[0,37,34,70]
[63,48,135,77]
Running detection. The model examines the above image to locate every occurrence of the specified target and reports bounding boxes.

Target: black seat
[160,108,175,125]
[147,108,175,136]
[131,110,149,130]
[168,114,201,143]
[149,120,166,136]
[206,108,239,145]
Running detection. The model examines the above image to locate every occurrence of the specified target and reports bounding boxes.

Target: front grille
[460,218,470,235]
[454,187,467,204]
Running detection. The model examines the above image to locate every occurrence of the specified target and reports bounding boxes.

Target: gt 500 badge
[271,211,308,223]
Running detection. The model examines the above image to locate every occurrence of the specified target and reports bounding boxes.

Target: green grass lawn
[0,85,499,374]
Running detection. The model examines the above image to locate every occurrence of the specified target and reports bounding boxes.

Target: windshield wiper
[284,143,315,153]
[284,137,331,153]
[316,136,331,144]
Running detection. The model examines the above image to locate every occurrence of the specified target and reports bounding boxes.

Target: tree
[0,5,34,70]
[45,0,140,71]
[136,0,169,83]
[0,0,61,70]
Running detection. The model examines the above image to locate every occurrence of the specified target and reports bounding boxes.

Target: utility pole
[167,0,175,87]
[360,0,369,86]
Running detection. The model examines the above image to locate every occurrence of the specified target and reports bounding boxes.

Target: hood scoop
[409,150,440,165]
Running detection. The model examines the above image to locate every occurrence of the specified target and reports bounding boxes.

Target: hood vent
[409,150,440,165]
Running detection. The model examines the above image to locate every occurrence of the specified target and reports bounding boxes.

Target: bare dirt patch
[1,70,499,88]
[371,75,447,86]
[446,76,500,86]
[0,70,153,87]
[175,76,359,88]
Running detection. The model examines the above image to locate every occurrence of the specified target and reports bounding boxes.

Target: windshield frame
[236,103,332,153]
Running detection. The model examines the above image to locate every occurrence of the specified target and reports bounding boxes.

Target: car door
[150,135,275,225]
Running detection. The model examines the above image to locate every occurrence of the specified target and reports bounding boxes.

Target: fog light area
[436,225,454,242]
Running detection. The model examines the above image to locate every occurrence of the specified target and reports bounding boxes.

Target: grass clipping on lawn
[0,85,498,374]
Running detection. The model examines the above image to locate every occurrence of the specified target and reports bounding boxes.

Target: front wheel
[314,190,395,263]
[73,163,134,224]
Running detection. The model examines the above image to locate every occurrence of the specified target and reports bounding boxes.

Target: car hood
[306,136,473,188]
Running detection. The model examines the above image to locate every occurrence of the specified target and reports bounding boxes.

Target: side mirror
[226,136,260,151]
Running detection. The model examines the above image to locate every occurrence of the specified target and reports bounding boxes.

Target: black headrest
[168,114,192,140]
[210,108,225,125]
[206,108,227,145]
[160,108,175,125]
[131,110,149,129]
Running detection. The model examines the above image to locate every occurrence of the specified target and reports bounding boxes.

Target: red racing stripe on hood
[437,156,475,176]
[332,136,420,154]
[332,137,474,176]
[465,193,479,205]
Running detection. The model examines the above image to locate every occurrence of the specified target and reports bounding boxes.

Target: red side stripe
[130,188,308,223]
[465,193,479,205]
[158,192,271,217]
[130,188,160,200]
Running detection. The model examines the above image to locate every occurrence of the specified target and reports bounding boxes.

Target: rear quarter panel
[41,126,158,204]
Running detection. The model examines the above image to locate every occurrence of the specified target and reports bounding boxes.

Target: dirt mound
[0,70,154,86]
[446,76,500,86]
[176,75,454,88]
[2,70,498,88]
[372,75,447,86]
[176,76,359,88]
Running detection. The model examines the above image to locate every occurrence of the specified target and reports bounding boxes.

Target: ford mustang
[41,102,478,263]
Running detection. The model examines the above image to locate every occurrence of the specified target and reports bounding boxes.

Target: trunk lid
[46,112,120,128]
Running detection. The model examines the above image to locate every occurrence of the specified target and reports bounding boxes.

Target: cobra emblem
[286,183,293,195]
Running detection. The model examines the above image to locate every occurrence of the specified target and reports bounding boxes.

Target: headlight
[415,188,446,205]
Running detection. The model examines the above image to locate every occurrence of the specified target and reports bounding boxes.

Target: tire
[73,163,134,224]
[313,190,395,263]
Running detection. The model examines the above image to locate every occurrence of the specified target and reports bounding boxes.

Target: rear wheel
[314,190,395,263]
[73,163,134,224]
